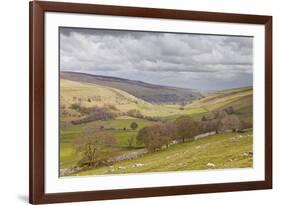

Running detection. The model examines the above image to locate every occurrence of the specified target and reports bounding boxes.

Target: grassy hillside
[69,130,253,176]
[60,117,158,169]
[61,71,202,104]
[185,87,253,124]
[61,79,151,109]
[60,79,207,123]
[189,87,252,111]
[59,78,253,174]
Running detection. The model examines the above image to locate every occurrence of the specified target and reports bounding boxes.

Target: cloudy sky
[60,27,253,91]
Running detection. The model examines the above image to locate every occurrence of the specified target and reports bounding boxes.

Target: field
[70,130,253,176]
[60,117,157,169]
[59,75,253,176]
[186,87,253,122]
[60,79,207,123]
[61,71,202,104]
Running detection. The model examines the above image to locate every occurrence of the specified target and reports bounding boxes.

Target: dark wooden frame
[29,1,272,204]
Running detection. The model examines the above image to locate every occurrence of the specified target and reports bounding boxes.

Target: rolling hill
[60,79,151,111]
[60,79,152,124]
[61,71,202,104]
[60,79,206,124]
[59,78,253,173]
[185,86,253,125]
[60,78,252,124]
[68,130,253,176]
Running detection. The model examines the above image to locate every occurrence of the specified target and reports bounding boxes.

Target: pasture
[59,79,253,175]
[70,130,253,176]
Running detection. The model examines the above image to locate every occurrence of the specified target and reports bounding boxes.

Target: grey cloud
[60,27,253,90]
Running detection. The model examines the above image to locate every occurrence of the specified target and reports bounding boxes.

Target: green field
[69,130,253,176]
[59,78,253,175]
[60,117,157,169]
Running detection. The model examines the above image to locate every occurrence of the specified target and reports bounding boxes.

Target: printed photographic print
[59,27,253,177]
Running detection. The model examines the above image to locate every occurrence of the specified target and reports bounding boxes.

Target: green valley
[59,74,253,177]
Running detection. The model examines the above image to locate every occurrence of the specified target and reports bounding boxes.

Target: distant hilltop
[61,71,202,104]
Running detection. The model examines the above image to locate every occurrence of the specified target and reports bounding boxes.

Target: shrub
[130,122,138,130]
[69,103,82,111]
[127,109,144,118]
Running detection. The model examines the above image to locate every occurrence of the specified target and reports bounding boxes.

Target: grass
[187,87,252,112]
[68,130,253,176]
[59,80,253,172]
[61,71,201,104]
[61,79,252,125]
[61,79,212,123]
[60,117,157,169]
[186,87,253,124]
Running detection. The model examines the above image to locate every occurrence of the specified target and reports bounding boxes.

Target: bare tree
[73,128,116,167]
[214,109,228,119]
[199,119,219,133]
[218,114,241,132]
[136,122,176,152]
[175,116,200,142]
[224,106,235,114]
[136,126,159,152]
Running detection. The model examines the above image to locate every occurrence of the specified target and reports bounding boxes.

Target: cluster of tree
[60,104,69,117]
[70,104,119,125]
[136,107,241,153]
[126,109,143,118]
[137,116,199,152]
[199,107,241,133]
[72,96,102,102]
[126,109,161,122]
[70,104,162,125]
[72,112,118,125]
[72,106,243,167]
[73,128,116,167]
[136,122,177,152]
[70,103,118,115]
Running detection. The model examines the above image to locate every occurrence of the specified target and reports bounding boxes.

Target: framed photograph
[29,1,272,204]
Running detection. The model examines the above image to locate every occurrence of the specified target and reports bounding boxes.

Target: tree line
[136,107,241,152]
